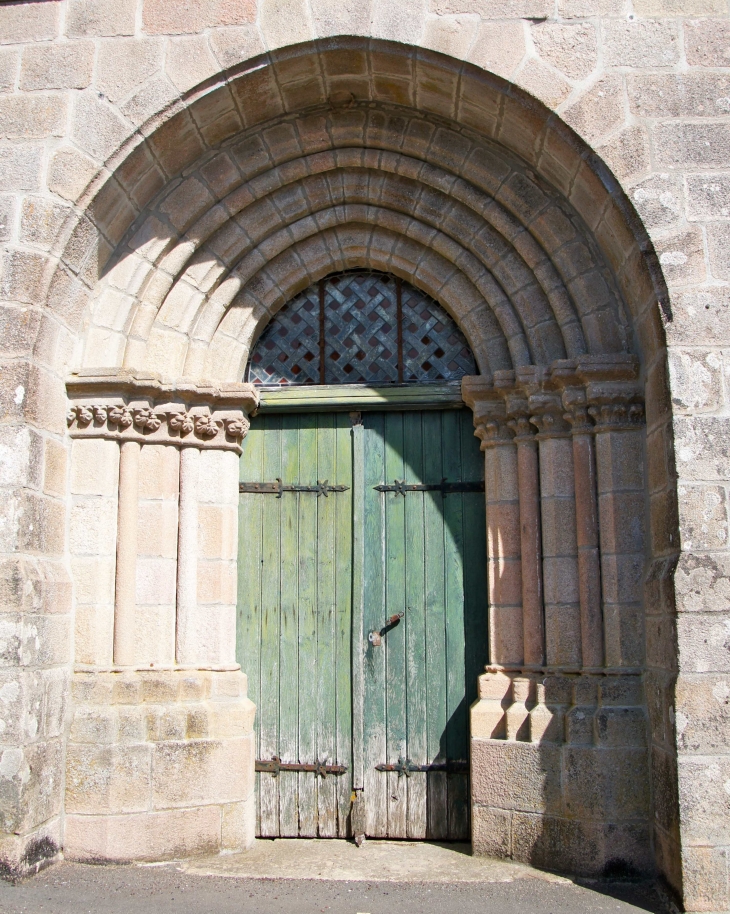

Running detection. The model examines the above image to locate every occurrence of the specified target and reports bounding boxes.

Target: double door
[237,409,487,840]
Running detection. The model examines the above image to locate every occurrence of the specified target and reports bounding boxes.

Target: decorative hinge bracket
[239,478,350,497]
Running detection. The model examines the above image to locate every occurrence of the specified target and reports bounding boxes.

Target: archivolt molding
[81,98,633,385]
[65,370,258,453]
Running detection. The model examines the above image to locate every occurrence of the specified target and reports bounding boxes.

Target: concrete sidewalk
[0,840,674,914]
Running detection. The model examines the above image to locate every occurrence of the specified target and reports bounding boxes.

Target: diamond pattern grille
[247,271,476,386]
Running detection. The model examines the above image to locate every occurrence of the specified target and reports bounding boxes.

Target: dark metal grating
[247,271,477,386]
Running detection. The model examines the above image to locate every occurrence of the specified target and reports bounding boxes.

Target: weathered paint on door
[360,411,487,840]
[237,413,354,837]
[237,409,487,839]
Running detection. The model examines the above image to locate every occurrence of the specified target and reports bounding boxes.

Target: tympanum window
[246,271,476,386]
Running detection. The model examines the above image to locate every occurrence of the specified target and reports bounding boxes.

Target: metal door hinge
[256,757,348,778]
[240,478,349,497]
[375,757,469,777]
[374,478,484,496]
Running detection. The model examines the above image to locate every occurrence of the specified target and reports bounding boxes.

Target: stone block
[668,349,723,414]
[20,41,94,91]
[222,794,255,851]
[209,25,265,69]
[209,698,256,739]
[564,747,650,820]
[471,698,506,740]
[0,1,60,44]
[597,125,650,185]
[687,173,730,221]
[71,92,131,163]
[471,805,511,858]
[678,755,730,846]
[629,173,683,233]
[678,484,728,552]
[675,416,730,482]
[137,503,179,559]
[0,145,42,193]
[166,36,219,94]
[654,123,730,169]
[681,845,729,913]
[0,94,67,140]
[634,0,725,11]
[151,733,254,808]
[69,498,117,556]
[685,18,730,66]
[95,37,163,105]
[67,0,136,37]
[471,739,562,815]
[678,612,730,674]
[675,552,730,615]
[594,707,647,747]
[142,0,257,35]
[70,438,120,498]
[563,75,625,146]
[603,19,679,67]
[64,805,221,863]
[531,22,597,80]
[69,707,118,745]
[66,743,151,815]
[511,813,652,878]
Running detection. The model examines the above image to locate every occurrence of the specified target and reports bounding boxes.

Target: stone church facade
[0,1,729,911]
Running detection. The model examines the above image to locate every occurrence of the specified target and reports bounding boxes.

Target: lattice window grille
[247,271,477,386]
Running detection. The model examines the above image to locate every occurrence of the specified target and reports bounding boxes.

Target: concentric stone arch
[45,37,678,892]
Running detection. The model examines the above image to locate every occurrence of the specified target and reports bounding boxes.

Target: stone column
[530,393,581,669]
[65,374,258,864]
[463,378,523,666]
[588,396,645,669]
[114,439,140,666]
[506,395,544,668]
[176,446,199,665]
[563,388,604,670]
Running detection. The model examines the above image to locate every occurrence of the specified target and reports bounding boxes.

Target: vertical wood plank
[297,414,319,836]
[316,414,337,837]
[351,416,365,804]
[335,414,354,836]
[363,413,388,837]
[237,417,265,835]
[384,412,407,838]
[459,409,489,840]
[259,415,283,837]
[403,411,427,839]
[422,410,448,840]
[442,410,469,839]
[278,414,300,836]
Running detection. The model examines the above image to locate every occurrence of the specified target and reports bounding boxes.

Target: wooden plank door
[237,413,353,837]
[360,410,488,840]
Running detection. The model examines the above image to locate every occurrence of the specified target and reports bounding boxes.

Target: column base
[470,670,652,879]
[64,669,255,864]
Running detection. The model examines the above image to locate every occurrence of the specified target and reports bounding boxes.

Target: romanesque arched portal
[39,38,676,894]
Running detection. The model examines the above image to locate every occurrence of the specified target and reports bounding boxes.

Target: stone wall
[0,2,728,911]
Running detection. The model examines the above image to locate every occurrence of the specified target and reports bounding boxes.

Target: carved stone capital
[66,371,258,453]
[562,388,593,434]
[528,393,570,438]
[588,401,645,432]
[475,415,514,450]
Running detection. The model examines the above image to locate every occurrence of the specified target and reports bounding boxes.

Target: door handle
[368,612,404,646]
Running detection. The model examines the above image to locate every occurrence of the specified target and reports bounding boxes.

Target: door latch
[368,612,404,646]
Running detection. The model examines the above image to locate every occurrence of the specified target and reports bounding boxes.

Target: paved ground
[0,840,675,914]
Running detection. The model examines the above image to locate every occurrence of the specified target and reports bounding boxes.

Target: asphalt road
[0,862,674,914]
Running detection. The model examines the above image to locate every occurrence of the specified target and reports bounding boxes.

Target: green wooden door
[237,408,487,840]
[237,413,354,837]
[359,411,487,840]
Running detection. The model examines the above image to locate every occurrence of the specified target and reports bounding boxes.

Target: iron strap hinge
[239,478,350,497]
[255,757,348,778]
[374,757,469,777]
[374,478,484,496]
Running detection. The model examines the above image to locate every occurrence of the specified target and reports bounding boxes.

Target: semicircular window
[247,271,477,386]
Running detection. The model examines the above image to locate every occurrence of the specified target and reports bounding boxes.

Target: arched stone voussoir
[202,223,513,384]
